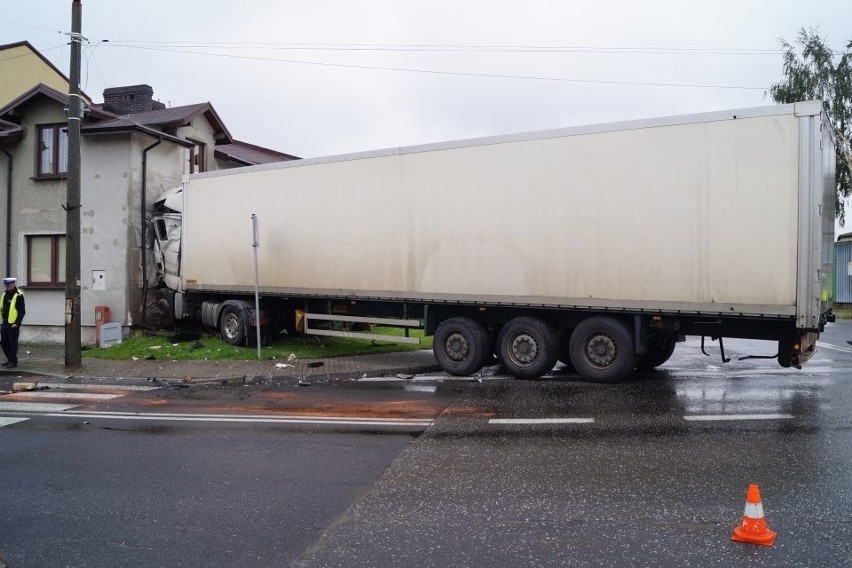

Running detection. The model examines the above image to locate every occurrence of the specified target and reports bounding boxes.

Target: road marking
[0,417,29,427]
[10,392,123,400]
[359,375,503,383]
[489,418,595,425]
[404,385,437,393]
[0,402,79,412]
[683,414,794,422]
[37,382,160,392]
[815,343,852,353]
[47,410,434,428]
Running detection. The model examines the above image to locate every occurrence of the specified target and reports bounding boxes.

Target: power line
[105,43,768,91]
[100,40,788,55]
[0,17,63,34]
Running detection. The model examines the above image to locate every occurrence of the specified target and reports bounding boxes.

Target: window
[36,124,69,177]
[27,235,66,287]
[188,138,206,173]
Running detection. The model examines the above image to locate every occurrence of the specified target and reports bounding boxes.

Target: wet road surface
[2,322,851,566]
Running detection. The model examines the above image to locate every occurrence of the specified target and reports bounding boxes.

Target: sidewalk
[0,343,441,384]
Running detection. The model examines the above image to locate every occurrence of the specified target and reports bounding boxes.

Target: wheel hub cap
[510,333,539,365]
[586,334,617,367]
[445,332,470,362]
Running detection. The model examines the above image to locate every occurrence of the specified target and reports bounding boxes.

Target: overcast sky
[2,1,850,161]
[2,1,850,157]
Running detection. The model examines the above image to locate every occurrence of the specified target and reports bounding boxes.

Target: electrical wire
[99,40,788,55]
[104,43,768,90]
[0,17,63,34]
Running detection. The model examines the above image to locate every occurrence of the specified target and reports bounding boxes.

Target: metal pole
[251,214,261,359]
[65,0,83,369]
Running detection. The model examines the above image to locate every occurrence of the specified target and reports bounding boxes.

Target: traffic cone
[731,484,777,546]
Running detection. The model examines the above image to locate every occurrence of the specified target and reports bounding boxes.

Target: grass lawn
[833,303,852,320]
[84,326,433,361]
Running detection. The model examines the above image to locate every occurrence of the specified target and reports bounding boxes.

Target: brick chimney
[102,84,166,115]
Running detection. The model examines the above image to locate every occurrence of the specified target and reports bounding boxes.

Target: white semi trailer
[151,101,836,382]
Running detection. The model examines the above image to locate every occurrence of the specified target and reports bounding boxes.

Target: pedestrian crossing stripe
[0,402,81,412]
[0,417,29,427]
[10,392,123,400]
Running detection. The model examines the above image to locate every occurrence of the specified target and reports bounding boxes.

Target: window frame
[26,234,67,289]
[34,123,69,180]
[187,138,206,174]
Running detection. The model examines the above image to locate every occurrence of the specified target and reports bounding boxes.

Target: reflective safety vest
[2,290,23,324]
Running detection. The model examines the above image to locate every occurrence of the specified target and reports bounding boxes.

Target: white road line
[46,411,434,427]
[815,343,852,353]
[10,392,123,400]
[403,385,437,393]
[0,417,29,427]
[683,414,794,422]
[37,382,160,392]
[0,402,79,412]
[489,418,595,425]
[358,375,503,383]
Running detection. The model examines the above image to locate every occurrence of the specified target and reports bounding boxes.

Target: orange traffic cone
[731,484,777,546]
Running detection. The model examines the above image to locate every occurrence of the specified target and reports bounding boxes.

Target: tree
[770,28,852,224]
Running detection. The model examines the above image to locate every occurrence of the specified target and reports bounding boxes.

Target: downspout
[140,137,162,327]
[1,149,11,276]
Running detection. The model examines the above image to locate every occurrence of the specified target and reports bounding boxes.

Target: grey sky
[4,1,851,235]
[1,1,849,160]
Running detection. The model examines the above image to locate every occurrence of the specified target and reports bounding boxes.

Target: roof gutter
[139,136,163,327]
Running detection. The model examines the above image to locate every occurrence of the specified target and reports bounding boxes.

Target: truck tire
[635,335,676,371]
[220,305,246,346]
[433,317,490,376]
[569,316,635,383]
[497,317,559,379]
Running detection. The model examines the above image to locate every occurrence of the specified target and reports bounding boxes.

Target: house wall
[79,134,133,339]
[2,89,216,344]
[0,45,71,107]
[213,157,243,170]
[3,101,67,342]
[1,104,187,343]
[122,132,186,331]
[836,241,852,303]
[178,118,220,172]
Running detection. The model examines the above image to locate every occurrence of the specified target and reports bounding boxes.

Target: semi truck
[151,101,836,383]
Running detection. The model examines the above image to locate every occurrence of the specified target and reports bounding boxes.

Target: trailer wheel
[497,317,559,379]
[220,305,246,346]
[433,317,490,376]
[635,335,676,371]
[569,316,635,383]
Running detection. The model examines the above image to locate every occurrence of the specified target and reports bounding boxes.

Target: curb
[0,363,442,386]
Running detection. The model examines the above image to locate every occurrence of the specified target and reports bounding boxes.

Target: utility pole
[65,0,83,369]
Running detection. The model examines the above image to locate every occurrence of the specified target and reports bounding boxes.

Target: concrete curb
[0,362,442,386]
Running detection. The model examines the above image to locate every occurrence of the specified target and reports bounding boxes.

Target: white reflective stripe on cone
[744,502,765,519]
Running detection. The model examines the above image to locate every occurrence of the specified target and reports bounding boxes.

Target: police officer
[1,277,25,368]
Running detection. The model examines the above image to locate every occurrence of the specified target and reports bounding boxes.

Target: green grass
[833,303,852,320]
[83,326,432,361]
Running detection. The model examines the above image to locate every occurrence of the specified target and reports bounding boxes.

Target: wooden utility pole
[65,0,83,369]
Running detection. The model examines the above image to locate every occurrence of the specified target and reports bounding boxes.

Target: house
[0,46,298,344]
[0,41,92,108]
[836,233,852,303]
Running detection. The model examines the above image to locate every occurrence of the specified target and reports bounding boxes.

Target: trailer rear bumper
[794,331,819,367]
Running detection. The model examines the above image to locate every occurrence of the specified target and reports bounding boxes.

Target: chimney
[102,84,166,115]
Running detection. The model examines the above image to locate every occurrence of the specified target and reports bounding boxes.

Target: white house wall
[79,134,132,336]
[7,102,67,342]
[122,132,186,330]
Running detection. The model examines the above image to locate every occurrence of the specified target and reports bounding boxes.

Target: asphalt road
[297,323,852,567]
[2,322,852,567]
[0,423,415,568]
